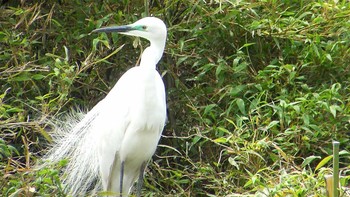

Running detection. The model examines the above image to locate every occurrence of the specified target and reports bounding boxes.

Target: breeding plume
[44,17,167,197]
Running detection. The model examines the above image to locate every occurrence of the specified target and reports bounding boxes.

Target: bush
[1,0,349,196]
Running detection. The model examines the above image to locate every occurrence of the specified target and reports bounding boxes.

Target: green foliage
[1,0,350,196]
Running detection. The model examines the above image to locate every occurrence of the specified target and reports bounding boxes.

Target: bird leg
[107,151,120,196]
[120,161,125,197]
[136,161,147,197]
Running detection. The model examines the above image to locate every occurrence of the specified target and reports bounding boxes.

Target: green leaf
[228,157,239,170]
[214,137,227,144]
[315,155,332,171]
[326,53,332,61]
[238,42,256,50]
[232,56,242,67]
[10,73,30,81]
[32,74,45,80]
[230,85,246,97]
[266,120,279,129]
[329,105,341,118]
[236,98,246,115]
[6,107,24,113]
[302,155,321,168]
[204,104,217,116]
[339,150,350,155]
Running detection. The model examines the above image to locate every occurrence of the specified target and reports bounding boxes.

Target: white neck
[139,39,165,69]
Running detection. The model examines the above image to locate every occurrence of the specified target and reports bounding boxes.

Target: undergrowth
[1,0,350,196]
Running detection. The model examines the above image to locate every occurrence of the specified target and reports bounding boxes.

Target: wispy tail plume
[41,109,101,196]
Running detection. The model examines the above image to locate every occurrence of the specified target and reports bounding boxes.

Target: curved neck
[139,39,165,69]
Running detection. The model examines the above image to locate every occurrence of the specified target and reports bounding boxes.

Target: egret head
[92,17,167,44]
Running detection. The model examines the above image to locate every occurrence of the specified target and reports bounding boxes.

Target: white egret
[43,17,167,197]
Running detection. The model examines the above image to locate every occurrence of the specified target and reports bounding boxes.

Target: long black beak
[92,25,133,33]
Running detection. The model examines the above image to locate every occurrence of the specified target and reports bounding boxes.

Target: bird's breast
[132,72,166,131]
[107,67,166,132]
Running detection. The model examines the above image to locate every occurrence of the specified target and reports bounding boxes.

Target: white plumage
[43,17,167,197]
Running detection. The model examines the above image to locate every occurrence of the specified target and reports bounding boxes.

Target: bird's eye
[142,25,147,30]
